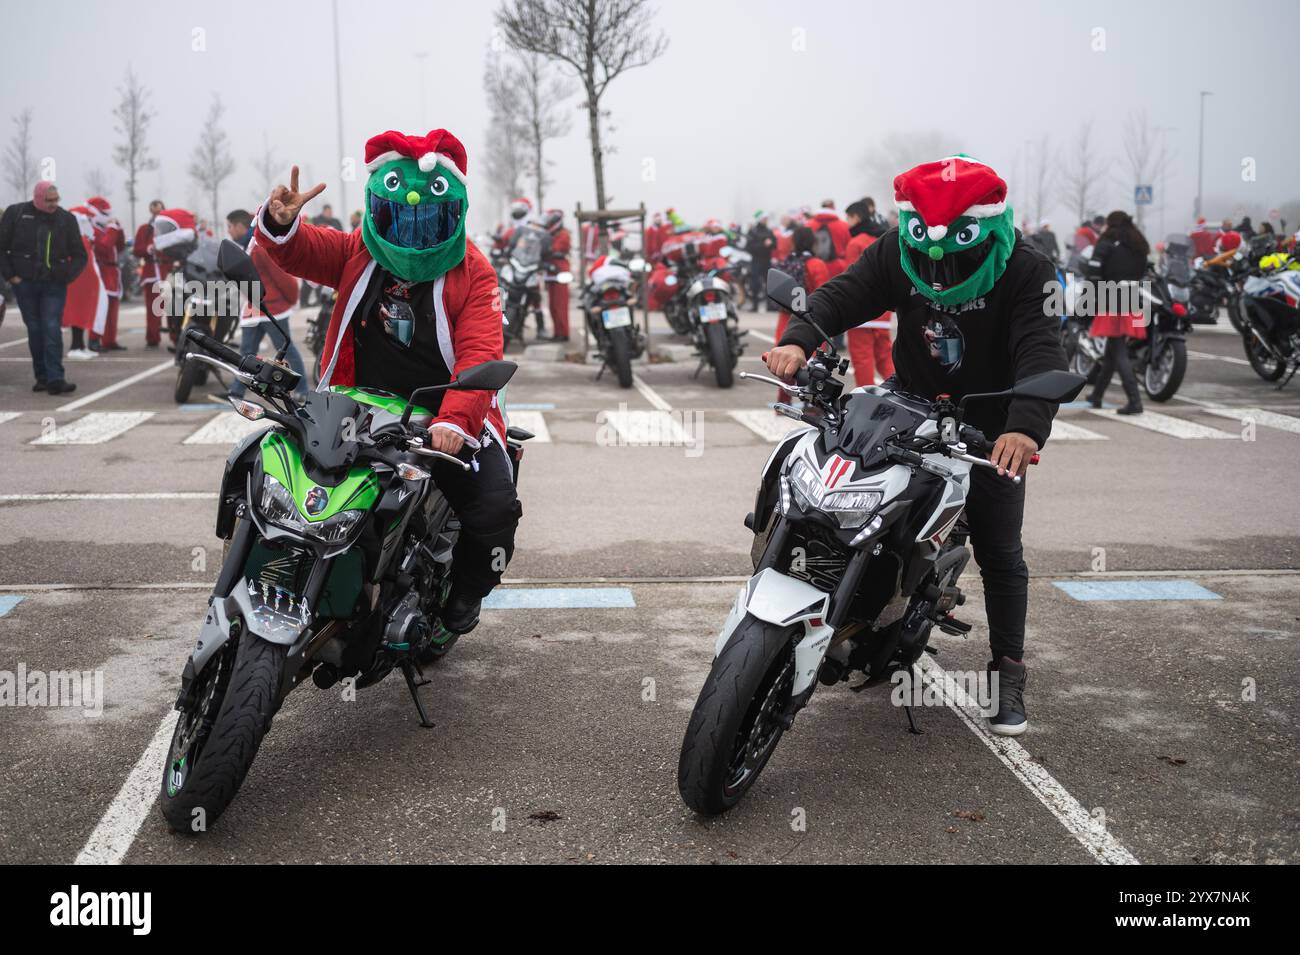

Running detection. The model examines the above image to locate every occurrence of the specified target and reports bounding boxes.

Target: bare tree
[85,167,110,199]
[188,95,236,228]
[2,108,37,203]
[485,46,573,209]
[1120,109,1174,230]
[112,68,159,232]
[482,50,529,218]
[1027,132,1053,226]
[1057,119,1104,227]
[860,130,960,204]
[496,0,668,211]
[251,132,284,194]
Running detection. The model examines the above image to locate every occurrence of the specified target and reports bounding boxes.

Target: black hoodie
[0,201,86,285]
[777,228,1068,448]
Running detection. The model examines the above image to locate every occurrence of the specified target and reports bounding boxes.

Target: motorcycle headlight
[786,458,882,527]
[259,475,365,542]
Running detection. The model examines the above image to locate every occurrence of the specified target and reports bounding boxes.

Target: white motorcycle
[677,269,1084,814]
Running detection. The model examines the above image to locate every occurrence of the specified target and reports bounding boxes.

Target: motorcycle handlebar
[186,328,243,367]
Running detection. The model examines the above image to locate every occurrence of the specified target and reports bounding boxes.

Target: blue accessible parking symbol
[1053,580,1221,601]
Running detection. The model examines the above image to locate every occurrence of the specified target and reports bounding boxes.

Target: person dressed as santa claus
[765,155,1068,738]
[255,128,520,635]
[63,205,109,361]
[87,196,126,352]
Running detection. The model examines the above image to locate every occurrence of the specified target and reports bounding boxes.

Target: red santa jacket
[93,222,125,296]
[547,226,571,270]
[254,211,507,453]
[809,211,851,278]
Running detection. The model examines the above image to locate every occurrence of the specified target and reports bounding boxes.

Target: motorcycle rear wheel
[706,321,735,389]
[159,628,287,834]
[678,615,797,815]
[608,325,635,389]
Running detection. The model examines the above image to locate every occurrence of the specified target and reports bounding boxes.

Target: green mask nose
[928,245,944,261]
[406,191,421,206]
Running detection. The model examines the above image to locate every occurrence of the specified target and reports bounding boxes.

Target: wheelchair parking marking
[483,587,635,609]
[504,410,551,443]
[183,412,270,445]
[0,595,24,616]
[56,359,173,412]
[1053,580,1222,601]
[916,654,1140,865]
[29,412,154,445]
[1086,408,1236,439]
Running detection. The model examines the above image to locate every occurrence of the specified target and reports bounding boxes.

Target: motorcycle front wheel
[173,359,206,404]
[1143,338,1186,401]
[678,614,797,815]
[159,628,287,834]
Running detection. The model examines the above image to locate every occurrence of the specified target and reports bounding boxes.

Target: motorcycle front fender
[191,576,311,676]
[715,568,834,697]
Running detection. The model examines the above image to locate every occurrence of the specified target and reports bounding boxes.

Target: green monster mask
[361,157,468,282]
[898,207,1015,307]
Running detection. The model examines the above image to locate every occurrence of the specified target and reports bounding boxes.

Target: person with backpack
[808,201,850,277]
[772,225,830,405]
[1084,210,1150,416]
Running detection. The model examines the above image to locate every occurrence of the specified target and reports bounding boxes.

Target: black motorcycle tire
[160,628,287,834]
[706,321,735,389]
[608,325,635,389]
[678,614,797,815]
[1244,334,1285,381]
[1226,298,1246,335]
[174,358,205,404]
[1143,338,1186,402]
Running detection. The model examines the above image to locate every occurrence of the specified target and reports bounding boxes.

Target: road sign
[1134,185,1153,205]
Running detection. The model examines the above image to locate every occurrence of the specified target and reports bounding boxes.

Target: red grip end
[1029,453,1041,465]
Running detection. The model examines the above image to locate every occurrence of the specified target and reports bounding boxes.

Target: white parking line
[1201,406,1300,435]
[0,492,218,502]
[599,409,696,446]
[1187,349,1250,366]
[504,409,551,443]
[748,330,776,345]
[916,655,1139,865]
[0,412,20,426]
[183,412,269,445]
[1086,408,1236,439]
[75,710,176,864]
[728,409,806,442]
[1048,419,1108,441]
[57,359,173,412]
[30,412,154,445]
[631,372,673,411]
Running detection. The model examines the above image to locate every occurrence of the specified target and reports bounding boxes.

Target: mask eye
[429,176,449,197]
[954,222,981,246]
[907,216,927,243]
[383,170,403,192]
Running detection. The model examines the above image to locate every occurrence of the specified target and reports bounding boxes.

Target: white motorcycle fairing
[714,567,835,696]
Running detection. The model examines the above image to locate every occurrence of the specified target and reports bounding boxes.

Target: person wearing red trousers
[772,225,830,405]
[541,208,570,342]
[134,199,170,346]
[843,198,894,387]
[87,196,126,351]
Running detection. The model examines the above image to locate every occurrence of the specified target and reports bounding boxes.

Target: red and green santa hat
[893,155,1016,306]
[361,128,470,282]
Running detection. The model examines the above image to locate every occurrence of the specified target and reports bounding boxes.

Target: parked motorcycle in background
[166,229,239,404]
[658,236,745,388]
[1236,253,1300,387]
[497,222,552,351]
[677,269,1084,813]
[306,288,335,385]
[581,255,648,388]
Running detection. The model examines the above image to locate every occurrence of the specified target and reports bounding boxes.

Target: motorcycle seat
[506,426,535,442]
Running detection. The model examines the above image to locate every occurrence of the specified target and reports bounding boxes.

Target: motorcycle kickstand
[692,357,707,379]
[400,660,435,728]
[902,704,923,735]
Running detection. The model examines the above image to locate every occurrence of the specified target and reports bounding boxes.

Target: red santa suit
[253,211,508,454]
[87,197,125,348]
[773,253,830,403]
[808,209,850,278]
[842,230,894,386]
[546,222,571,339]
[63,207,108,339]
[135,220,167,345]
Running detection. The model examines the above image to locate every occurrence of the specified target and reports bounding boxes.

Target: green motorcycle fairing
[259,431,380,523]
[328,385,434,419]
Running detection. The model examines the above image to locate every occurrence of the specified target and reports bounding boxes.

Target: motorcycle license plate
[699,302,728,322]
[602,306,632,329]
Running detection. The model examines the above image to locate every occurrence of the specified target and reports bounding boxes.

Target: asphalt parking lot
[0,304,1296,864]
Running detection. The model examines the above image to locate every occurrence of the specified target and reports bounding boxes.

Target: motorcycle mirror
[217,238,261,285]
[1011,370,1087,403]
[765,268,801,313]
[452,360,518,392]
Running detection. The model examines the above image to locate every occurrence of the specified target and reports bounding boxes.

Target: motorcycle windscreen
[509,226,548,269]
[822,392,928,469]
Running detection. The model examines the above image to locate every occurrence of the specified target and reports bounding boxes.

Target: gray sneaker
[988,657,1028,736]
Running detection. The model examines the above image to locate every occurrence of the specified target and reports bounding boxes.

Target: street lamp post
[1195,91,1211,221]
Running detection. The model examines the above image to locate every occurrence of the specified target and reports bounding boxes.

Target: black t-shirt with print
[778,228,1068,447]
[351,269,453,406]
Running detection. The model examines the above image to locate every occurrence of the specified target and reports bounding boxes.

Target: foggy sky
[2,0,1295,241]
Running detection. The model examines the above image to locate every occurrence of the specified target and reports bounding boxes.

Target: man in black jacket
[744,213,775,311]
[765,156,1066,736]
[0,181,87,394]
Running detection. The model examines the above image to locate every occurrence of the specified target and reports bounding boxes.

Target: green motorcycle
[160,241,528,834]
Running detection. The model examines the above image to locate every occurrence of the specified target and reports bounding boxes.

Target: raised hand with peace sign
[267,166,327,227]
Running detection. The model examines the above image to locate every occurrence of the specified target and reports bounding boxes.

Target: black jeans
[14,279,67,384]
[432,440,522,599]
[1090,336,1141,406]
[962,464,1029,662]
[748,258,770,308]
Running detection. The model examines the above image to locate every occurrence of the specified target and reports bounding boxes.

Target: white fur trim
[316,259,376,390]
[927,224,948,241]
[153,227,195,252]
[433,274,454,372]
[961,201,1007,218]
[418,152,467,182]
[896,201,915,211]
[429,420,482,450]
[255,196,302,246]
[365,149,404,172]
